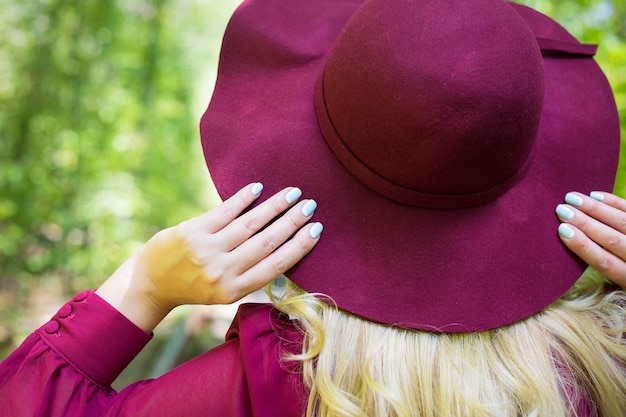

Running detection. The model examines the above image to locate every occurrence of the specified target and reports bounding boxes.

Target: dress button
[73,291,89,302]
[58,303,73,318]
[44,320,61,334]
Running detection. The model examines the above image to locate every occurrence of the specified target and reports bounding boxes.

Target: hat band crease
[536,37,597,56]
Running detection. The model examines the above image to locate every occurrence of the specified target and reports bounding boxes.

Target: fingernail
[558,223,575,239]
[565,192,583,207]
[590,191,604,201]
[301,200,317,217]
[251,182,263,196]
[285,187,302,204]
[555,204,574,220]
[310,222,323,239]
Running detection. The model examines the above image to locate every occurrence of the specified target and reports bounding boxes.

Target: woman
[1,0,624,415]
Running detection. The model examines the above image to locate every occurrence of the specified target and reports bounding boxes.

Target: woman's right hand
[556,191,626,289]
[97,183,322,332]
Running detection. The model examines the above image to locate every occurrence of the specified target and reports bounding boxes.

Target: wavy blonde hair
[267,270,626,417]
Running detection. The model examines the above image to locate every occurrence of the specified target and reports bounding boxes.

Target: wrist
[96,252,172,333]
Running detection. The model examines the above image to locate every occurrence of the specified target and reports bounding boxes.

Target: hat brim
[201,0,620,331]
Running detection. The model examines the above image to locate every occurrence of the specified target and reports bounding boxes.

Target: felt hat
[200,0,620,331]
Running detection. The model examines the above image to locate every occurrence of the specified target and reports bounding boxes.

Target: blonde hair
[268,270,626,417]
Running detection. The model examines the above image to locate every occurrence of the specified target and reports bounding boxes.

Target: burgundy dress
[0,291,306,417]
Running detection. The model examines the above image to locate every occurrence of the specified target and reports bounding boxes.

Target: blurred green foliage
[0,0,625,374]
[0,0,239,355]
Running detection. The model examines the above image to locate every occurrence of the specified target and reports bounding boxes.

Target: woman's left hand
[556,191,626,289]
[97,183,323,332]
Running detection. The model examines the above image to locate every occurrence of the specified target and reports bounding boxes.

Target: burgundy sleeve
[0,290,152,416]
[0,292,255,417]
[0,293,302,417]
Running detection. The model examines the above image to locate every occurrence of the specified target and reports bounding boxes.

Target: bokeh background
[1,0,626,387]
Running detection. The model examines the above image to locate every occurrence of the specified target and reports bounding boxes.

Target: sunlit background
[1,0,625,385]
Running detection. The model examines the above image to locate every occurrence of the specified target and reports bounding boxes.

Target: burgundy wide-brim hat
[201,0,620,332]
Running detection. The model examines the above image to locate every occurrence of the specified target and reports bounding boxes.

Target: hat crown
[315,0,545,208]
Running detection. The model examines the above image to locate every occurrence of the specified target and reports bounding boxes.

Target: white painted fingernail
[301,200,317,217]
[558,223,575,239]
[310,222,323,239]
[565,192,583,207]
[556,204,574,220]
[590,191,604,201]
[285,188,302,204]
[251,182,263,196]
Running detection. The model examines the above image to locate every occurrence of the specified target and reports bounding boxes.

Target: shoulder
[226,303,306,417]
[226,303,303,364]
[226,303,284,335]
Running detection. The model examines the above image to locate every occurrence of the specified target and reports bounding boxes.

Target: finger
[234,222,323,297]
[232,199,318,271]
[557,223,626,289]
[562,192,626,235]
[192,182,264,233]
[217,187,304,250]
[588,191,626,212]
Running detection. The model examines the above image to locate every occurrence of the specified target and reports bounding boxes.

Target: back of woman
[1,0,625,415]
